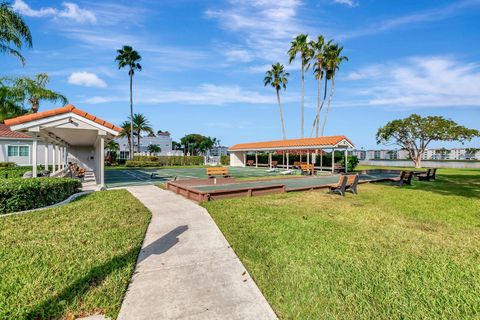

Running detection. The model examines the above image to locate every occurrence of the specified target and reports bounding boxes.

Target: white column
[59,147,63,170]
[52,144,56,173]
[64,146,68,168]
[331,148,335,173]
[345,149,348,173]
[286,152,289,169]
[44,143,49,171]
[268,153,272,169]
[100,137,105,187]
[56,145,60,172]
[243,152,247,167]
[320,149,323,172]
[255,152,258,168]
[32,134,38,177]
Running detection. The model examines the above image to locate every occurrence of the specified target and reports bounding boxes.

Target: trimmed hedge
[0,165,52,179]
[127,156,204,167]
[0,178,81,214]
[0,162,16,168]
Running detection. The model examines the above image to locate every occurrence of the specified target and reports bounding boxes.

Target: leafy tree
[180,134,215,155]
[118,121,132,156]
[320,42,348,136]
[132,113,153,153]
[0,2,32,65]
[3,73,67,113]
[105,140,119,164]
[376,114,479,168]
[147,144,161,154]
[116,45,142,159]
[288,34,312,138]
[264,63,289,140]
[172,141,182,150]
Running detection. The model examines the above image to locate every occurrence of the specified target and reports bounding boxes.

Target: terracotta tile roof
[0,124,31,139]
[4,104,123,132]
[229,136,354,151]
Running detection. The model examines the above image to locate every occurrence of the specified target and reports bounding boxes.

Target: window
[8,145,29,157]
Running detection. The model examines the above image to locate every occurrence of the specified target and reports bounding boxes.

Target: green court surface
[105,166,299,188]
[105,167,400,190]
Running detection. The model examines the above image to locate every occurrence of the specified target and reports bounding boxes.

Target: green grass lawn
[203,167,480,319]
[0,190,151,320]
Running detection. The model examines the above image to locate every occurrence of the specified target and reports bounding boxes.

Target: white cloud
[343,0,479,39]
[68,72,107,88]
[224,49,254,63]
[13,0,96,24]
[83,84,296,106]
[333,0,358,7]
[347,56,480,108]
[206,0,306,62]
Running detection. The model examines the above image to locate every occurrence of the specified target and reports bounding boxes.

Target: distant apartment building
[352,147,479,161]
[116,131,182,159]
[209,146,229,157]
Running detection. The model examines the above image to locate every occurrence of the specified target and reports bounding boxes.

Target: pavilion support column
[56,145,60,172]
[320,149,323,172]
[286,152,289,169]
[100,137,105,187]
[255,152,258,168]
[59,147,63,170]
[345,149,348,173]
[32,134,38,177]
[331,148,335,174]
[52,144,57,173]
[44,143,49,171]
[268,153,272,169]
[243,152,247,167]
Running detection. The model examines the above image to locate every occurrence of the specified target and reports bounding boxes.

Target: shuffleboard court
[105,166,300,188]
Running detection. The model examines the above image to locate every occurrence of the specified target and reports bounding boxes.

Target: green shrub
[0,165,52,179]
[0,178,81,214]
[340,155,359,171]
[128,156,204,167]
[0,162,16,168]
[220,155,230,166]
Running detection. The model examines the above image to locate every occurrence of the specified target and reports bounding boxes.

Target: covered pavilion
[228,136,355,174]
[4,104,121,188]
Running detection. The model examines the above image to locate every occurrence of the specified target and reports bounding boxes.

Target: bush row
[129,156,204,166]
[0,162,16,168]
[0,165,52,179]
[0,178,81,214]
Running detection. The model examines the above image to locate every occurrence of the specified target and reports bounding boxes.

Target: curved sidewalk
[118,185,277,320]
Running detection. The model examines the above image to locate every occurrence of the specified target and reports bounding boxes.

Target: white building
[3,105,120,188]
[353,147,480,161]
[115,132,182,159]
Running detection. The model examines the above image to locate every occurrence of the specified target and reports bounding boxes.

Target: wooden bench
[391,170,413,186]
[300,163,314,175]
[418,168,437,181]
[329,174,359,196]
[334,163,345,173]
[207,167,230,178]
[246,160,254,166]
[271,160,278,168]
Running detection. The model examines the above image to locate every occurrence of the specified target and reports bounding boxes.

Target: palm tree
[0,84,28,121]
[320,42,348,136]
[132,113,153,153]
[5,73,67,113]
[288,34,312,138]
[264,63,289,140]
[115,45,142,159]
[118,121,132,157]
[309,36,328,137]
[0,2,32,65]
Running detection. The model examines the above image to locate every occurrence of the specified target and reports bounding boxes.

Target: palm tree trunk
[317,75,328,137]
[129,70,134,159]
[276,89,286,140]
[301,60,305,138]
[31,97,39,113]
[321,74,335,136]
[310,75,323,138]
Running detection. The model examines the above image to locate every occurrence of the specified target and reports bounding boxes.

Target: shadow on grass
[25,225,188,319]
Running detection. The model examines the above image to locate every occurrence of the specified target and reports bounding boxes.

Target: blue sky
[2,0,480,149]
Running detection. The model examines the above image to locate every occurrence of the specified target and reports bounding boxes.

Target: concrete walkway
[118,185,277,320]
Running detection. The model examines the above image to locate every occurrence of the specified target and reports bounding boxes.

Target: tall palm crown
[116,45,142,159]
[118,121,132,152]
[5,73,67,113]
[320,42,348,136]
[264,63,289,140]
[132,113,153,153]
[288,33,312,138]
[0,2,32,65]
